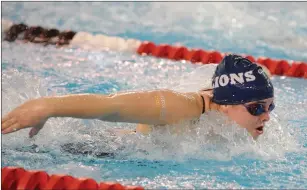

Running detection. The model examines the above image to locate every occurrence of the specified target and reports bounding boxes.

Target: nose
[260,111,270,122]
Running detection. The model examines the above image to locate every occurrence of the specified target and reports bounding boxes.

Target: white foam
[70,31,94,49]
[1,19,13,32]
[174,64,217,92]
[126,38,142,52]
[69,31,142,52]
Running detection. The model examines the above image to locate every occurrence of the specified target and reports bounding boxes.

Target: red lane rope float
[67,178,99,190]
[2,167,26,190]
[44,175,75,190]
[190,49,209,63]
[137,41,307,79]
[1,167,144,190]
[168,46,189,61]
[152,44,172,58]
[17,170,50,190]
[137,41,156,55]
[100,182,125,190]
[285,62,307,78]
[274,60,291,76]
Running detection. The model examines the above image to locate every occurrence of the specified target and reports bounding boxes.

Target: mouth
[255,126,264,135]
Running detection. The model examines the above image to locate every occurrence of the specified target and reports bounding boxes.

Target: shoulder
[199,89,213,95]
[198,90,213,113]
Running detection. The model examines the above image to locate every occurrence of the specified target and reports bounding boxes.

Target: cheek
[227,107,256,128]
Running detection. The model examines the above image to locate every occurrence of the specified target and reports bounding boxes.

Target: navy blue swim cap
[212,54,274,105]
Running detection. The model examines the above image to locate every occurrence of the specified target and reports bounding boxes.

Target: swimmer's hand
[1,98,51,137]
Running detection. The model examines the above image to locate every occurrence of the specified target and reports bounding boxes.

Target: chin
[248,130,260,140]
[252,135,259,140]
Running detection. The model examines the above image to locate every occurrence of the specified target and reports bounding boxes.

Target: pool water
[2,2,307,189]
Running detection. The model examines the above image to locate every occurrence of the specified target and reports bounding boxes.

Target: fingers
[1,117,16,131]
[1,114,11,125]
[1,122,21,134]
[29,126,42,138]
[29,128,38,138]
[29,121,46,138]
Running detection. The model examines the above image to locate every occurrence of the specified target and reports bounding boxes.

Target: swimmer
[1,54,275,140]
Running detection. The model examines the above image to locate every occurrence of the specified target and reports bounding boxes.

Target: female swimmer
[1,54,274,140]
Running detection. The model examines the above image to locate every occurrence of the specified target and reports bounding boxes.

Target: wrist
[40,97,56,118]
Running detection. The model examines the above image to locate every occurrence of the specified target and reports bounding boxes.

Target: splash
[117,110,299,162]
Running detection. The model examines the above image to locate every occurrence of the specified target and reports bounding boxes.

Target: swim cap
[212,54,274,105]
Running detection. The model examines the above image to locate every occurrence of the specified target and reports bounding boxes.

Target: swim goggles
[243,102,275,116]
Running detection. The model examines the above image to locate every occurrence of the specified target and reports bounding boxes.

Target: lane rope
[2,19,307,78]
[2,167,144,190]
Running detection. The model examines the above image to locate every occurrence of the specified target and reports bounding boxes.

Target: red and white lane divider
[2,19,307,78]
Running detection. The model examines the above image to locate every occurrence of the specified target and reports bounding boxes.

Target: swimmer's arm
[1,90,203,136]
[47,90,203,125]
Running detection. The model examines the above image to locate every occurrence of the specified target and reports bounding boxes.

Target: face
[220,98,275,139]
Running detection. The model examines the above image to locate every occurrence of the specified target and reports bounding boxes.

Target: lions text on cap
[212,70,257,88]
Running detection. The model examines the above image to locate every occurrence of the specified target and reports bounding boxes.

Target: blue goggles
[243,102,275,116]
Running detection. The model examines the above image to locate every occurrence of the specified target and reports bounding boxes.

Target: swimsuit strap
[201,95,205,114]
